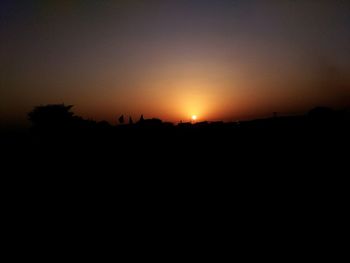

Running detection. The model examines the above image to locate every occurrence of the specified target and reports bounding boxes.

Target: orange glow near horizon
[157,76,230,122]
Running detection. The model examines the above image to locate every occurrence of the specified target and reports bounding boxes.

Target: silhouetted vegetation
[21,104,350,150]
[3,103,349,219]
[2,103,348,172]
[25,104,350,134]
[118,115,124,124]
[28,104,76,128]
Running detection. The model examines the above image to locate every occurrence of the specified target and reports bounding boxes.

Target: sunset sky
[1,0,350,126]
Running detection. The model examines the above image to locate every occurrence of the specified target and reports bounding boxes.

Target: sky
[1,0,350,126]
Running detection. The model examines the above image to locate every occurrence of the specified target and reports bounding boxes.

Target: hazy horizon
[1,0,350,126]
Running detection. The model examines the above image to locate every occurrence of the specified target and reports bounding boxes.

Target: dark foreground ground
[3,108,349,182]
[1,108,349,253]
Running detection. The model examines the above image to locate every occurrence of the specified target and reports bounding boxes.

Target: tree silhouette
[28,104,75,128]
[118,115,125,124]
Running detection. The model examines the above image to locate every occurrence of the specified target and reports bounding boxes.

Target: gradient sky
[1,0,350,126]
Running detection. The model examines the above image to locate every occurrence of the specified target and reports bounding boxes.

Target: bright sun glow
[191,115,197,121]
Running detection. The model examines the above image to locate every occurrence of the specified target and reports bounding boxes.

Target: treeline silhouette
[3,103,349,174]
[3,103,349,228]
[27,103,350,131]
[20,103,349,172]
[25,104,350,144]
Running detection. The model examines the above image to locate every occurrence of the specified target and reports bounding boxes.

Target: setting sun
[191,115,197,121]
